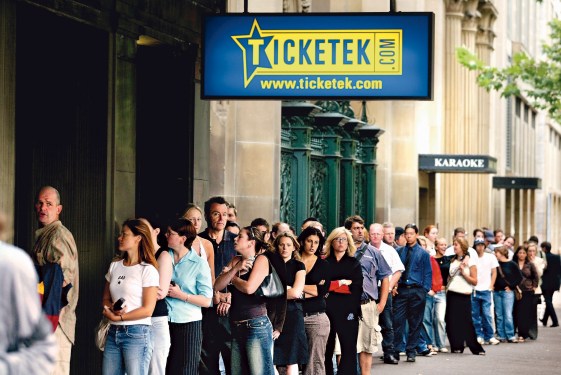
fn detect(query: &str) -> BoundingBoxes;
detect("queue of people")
[4,186,561,375]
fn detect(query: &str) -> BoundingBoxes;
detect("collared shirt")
[34,220,79,343]
[199,229,237,277]
[377,242,405,275]
[166,249,213,323]
[397,243,432,292]
[355,242,392,301]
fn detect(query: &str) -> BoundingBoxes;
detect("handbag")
[255,257,284,298]
[446,263,473,295]
[94,317,111,351]
[514,285,523,301]
[497,265,522,301]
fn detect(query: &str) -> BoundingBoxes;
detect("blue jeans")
[149,316,170,375]
[471,290,494,340]
[433,291,447,349]
[231,315,274,375]
[421,293,436,347]
[494,290,515,340]
[103,324,153,375]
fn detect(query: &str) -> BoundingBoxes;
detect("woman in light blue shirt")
[165,218,213,375]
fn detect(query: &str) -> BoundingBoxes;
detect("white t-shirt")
[474,252,499,291]
[106,260,159,325]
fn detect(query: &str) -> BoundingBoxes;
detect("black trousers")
[167,320,203,375]
[325,309,359,375]
[542,289,559,326]
[514,291,535,339]
[445,291,484,354]
[199,308,232,375]
[392,286,425,357]
[379,292,394,356]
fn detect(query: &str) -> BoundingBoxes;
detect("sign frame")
[418,154,498,174]
[201,12,434,100]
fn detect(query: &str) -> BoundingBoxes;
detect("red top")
[430,256,443,293]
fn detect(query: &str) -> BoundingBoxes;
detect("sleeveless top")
[229,258,267,322]
[152,248,168,317]
[198,239,207,260]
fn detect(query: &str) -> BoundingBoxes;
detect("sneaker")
[439,347,449,353]
[507,338,518,343]
[399,352,406,356]
[487,337,500,345]
[477,337,484,344]
[418,349,434,357]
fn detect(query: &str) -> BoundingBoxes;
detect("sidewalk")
[371,292,561,374]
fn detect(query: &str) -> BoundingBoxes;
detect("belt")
[303,311,323,317]
[399,284,421,289]
[361,298,373,305]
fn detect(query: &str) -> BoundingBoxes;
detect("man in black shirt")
[199,197,237,375]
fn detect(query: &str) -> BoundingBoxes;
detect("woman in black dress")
[272,232,308,374]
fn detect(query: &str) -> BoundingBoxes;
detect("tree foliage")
[457,19,561,123]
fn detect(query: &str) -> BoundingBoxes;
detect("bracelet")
[185,294,190,303]
[120,315,124,321]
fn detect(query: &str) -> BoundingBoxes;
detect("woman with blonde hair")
[445,237,484,355]
[324,227,363,375]
[182,203,216,281]
[272,232,308,375]
[102,219,159,375]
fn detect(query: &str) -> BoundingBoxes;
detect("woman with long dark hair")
[214,226,281,375]
[513,246,539,342]
[493,246,523,343]
[298,226,330,375]
[139,217,173,375]
[165,218,213,375]
[272,232,308,375]
[102,219,159,375]
[444,237,485,355]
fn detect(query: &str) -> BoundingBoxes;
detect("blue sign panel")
[202,13,434,99]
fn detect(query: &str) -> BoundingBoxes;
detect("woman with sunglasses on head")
[182,203,216,282]
[324,227,363,375]
[297,226,330,375]
[272,232,308,375]
[102,219,159,375]
[214,226,283,375]
[165,218,213,375]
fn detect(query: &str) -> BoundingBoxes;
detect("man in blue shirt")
[345,216,391,374]
[392,224,432,363]
[199,197,237,375]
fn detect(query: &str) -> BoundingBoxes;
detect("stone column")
[476,1,498,227]
[0,0,16,240]
[441,0,467,240]
[110,29,138,227]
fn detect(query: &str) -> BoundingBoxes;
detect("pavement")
[369,293,561,375]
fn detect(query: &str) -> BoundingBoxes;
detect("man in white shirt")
[471,238,499,345]
[369,223,405,365]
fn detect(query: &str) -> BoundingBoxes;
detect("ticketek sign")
[202,13,434,99]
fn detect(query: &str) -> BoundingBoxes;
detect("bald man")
[34,186,79,375]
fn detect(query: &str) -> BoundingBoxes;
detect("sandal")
[517,337,525,343]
